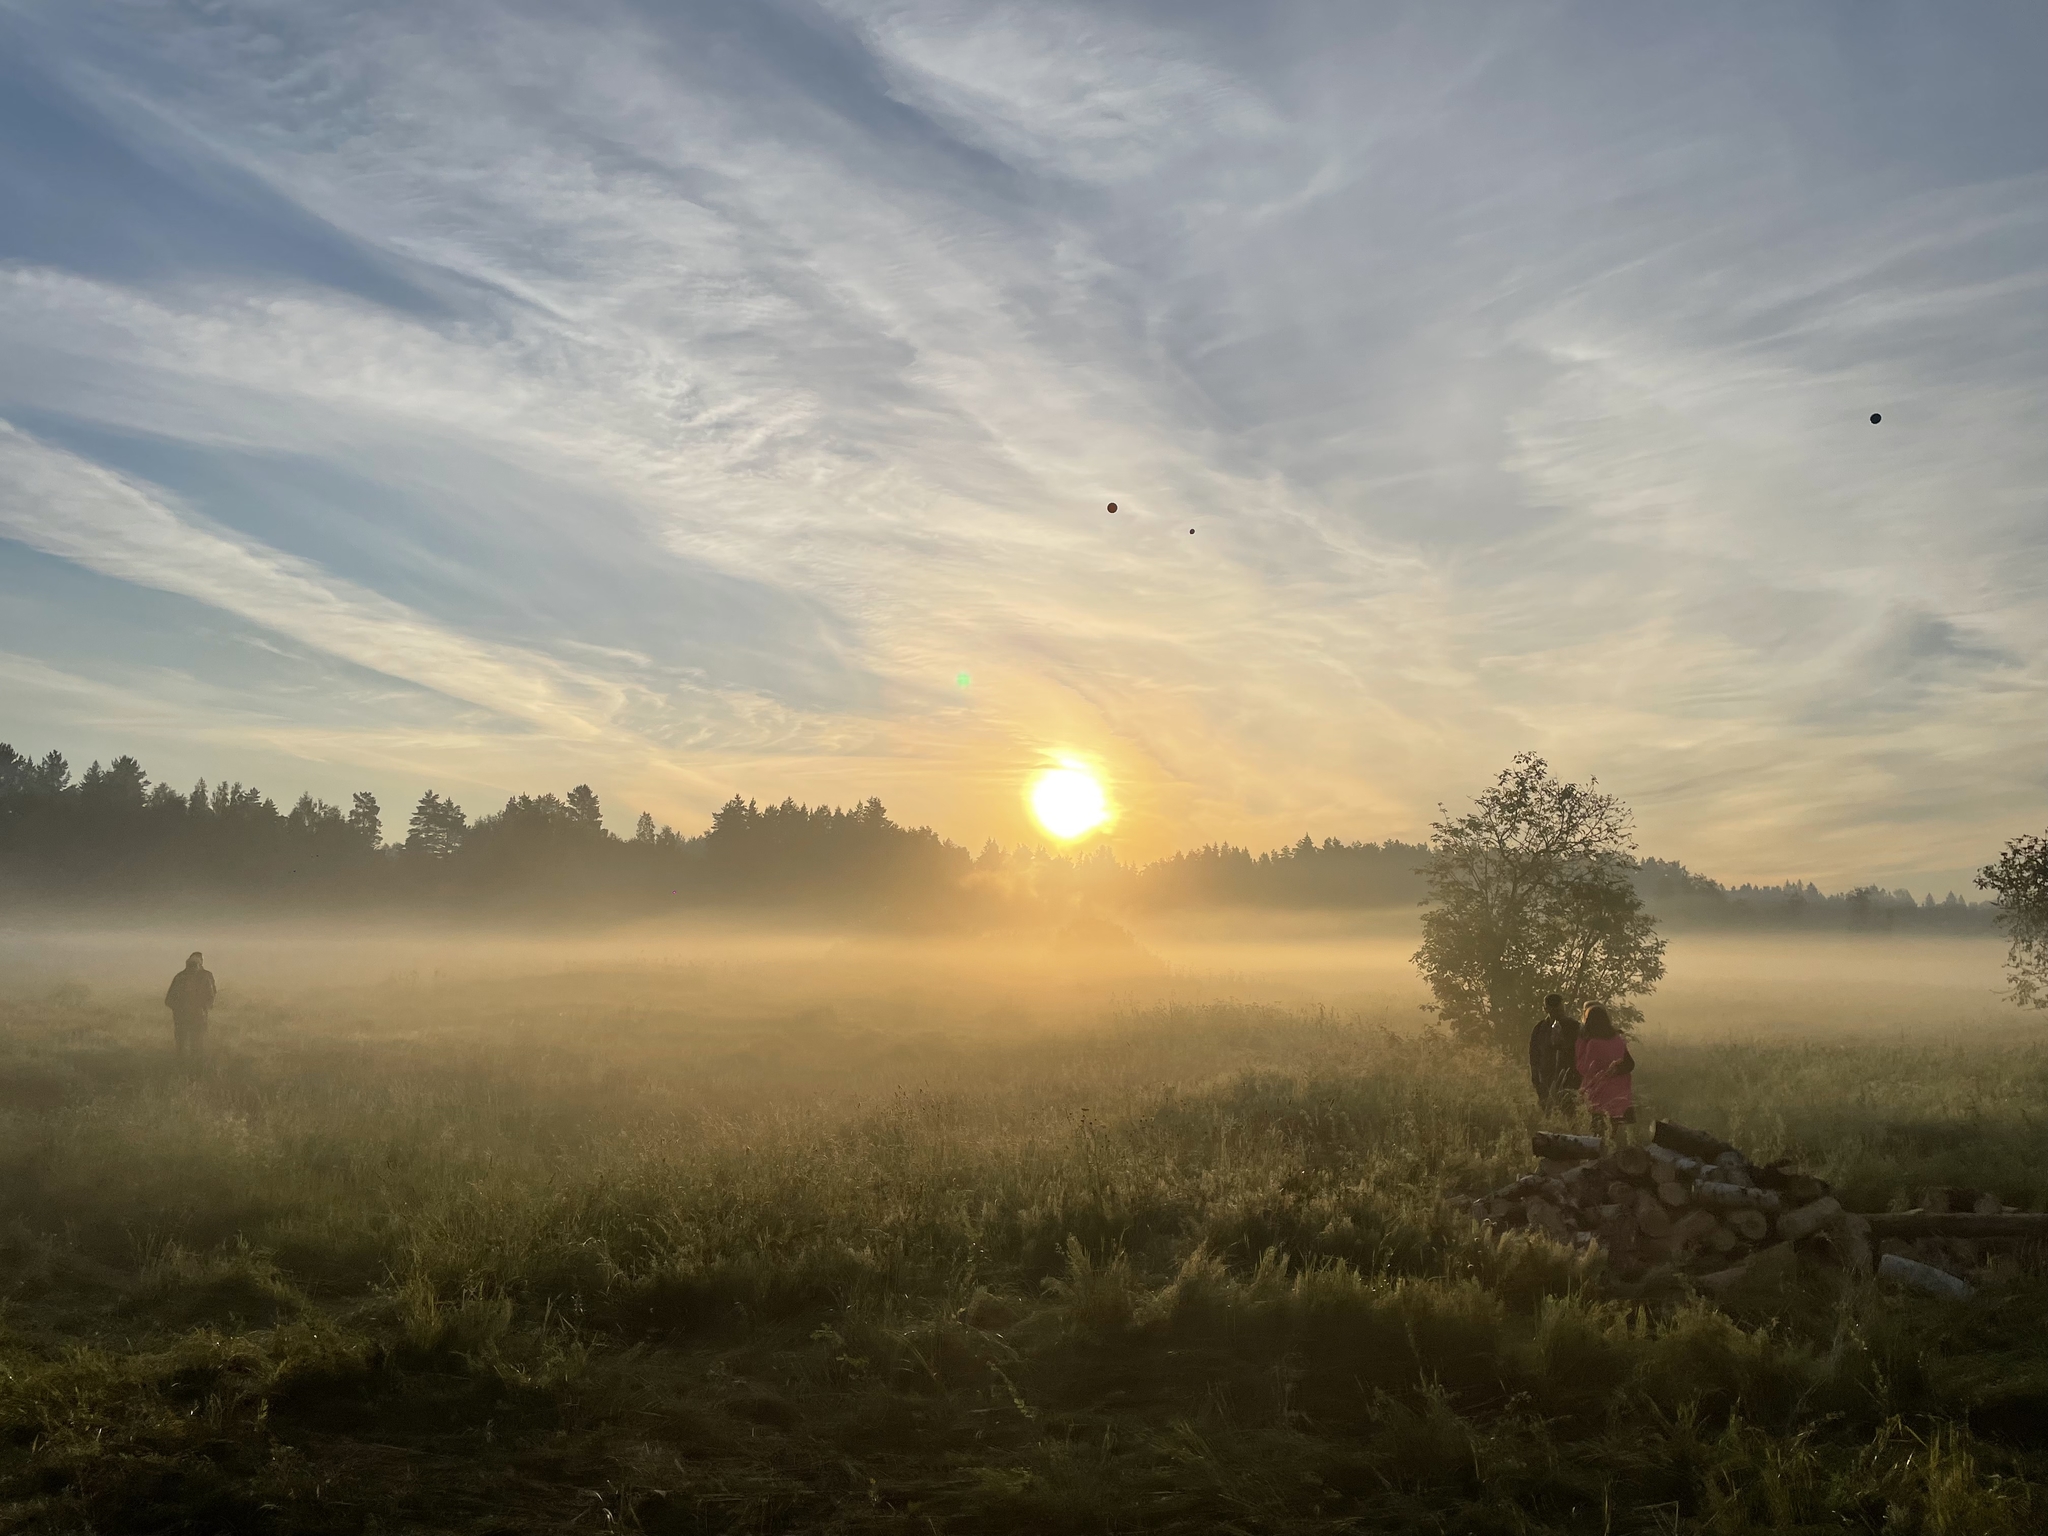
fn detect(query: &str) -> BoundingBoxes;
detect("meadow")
[0,921,2042,1534]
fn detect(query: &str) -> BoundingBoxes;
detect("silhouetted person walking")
[165,951,216,1059]
[1527,992,1580,1111]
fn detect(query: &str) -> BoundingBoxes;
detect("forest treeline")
[0,742,1999,930]
[1630,857,1991,933]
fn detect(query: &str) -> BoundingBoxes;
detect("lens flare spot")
[1030,766,1109,840]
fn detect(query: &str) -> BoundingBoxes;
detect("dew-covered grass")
[0,937,2041,1533]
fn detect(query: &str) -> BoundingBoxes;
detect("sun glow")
[1029,765,1111,840]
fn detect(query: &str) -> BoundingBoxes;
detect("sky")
[1,1,2043,892]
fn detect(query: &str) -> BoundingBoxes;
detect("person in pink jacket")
[1573,1003,1635,1125]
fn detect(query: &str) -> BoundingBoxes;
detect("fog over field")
[1,916,2042,1532]
[0,915,2016,1038]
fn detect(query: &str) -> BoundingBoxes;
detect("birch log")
[1647,1145,1705,1181]
[1691,1181,1782,1214]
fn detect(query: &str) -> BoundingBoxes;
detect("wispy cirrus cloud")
[0,421,855,769]
[0,0,2042,884]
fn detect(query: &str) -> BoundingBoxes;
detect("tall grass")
[0,962,2041,1533]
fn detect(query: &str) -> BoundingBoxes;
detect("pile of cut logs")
[1469,1119,2046,1297]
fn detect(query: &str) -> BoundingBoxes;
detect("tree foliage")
[0,741,968,918]
[348,791,382,845]
[1634,857,1991,932]
[0,734,2000,938]
[1413,753,1666,1052]
[1127,836,1428,909]
[1977,830,2048,1010]
[405,791,467,859]
[0,743,381,894]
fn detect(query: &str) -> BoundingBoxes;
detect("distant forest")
[0,742,2000,931]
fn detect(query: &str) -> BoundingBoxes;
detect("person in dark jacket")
[1527,993,1580,1110]
[165,951,216,1059]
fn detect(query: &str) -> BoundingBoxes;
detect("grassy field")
[0,925,2043,1533]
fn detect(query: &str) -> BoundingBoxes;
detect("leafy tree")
[566,784,602,829]
[1977,830,2048,1009]
[634,811,657,844]
[405,791,467,858]
[1413,753,1666,1053]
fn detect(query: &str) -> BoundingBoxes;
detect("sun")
[1030,765,1110,841]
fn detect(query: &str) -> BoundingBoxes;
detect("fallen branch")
[1651,1119,1737,1163]
[1860,1212,2048,1240]
[1877,1253,1971,1298]
[1530,1131,1604,1161]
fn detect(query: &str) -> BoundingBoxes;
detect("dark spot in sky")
[1106,502,1116,512]
[1870,413,1882,424]
[1189,528,1195,534]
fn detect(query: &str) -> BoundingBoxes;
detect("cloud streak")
[0,0,2042,885]
[0,421,633,736]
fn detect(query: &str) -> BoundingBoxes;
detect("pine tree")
[405,791,467,858]
[349,792,383,847]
